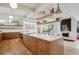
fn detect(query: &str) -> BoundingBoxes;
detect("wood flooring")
[64,40,79,55]
[0,38,32,55]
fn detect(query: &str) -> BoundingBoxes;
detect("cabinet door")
[50,39,64,55]
[0,33,2,41]
[36,39,43,54]
[41,40,50,54]
[28,37,37,54]
[23,36,36,54]
[36,39,50,55]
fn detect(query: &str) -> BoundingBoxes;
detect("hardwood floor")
[64,40,79,55]
[0,38,32,55]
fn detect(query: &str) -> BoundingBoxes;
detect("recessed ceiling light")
[9,3,17,9]
[9,15,13,19]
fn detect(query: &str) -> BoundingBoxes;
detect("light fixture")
[36,3,62,21]
[55,3,62,13]
[51,3,62,14]
[9,15,13,19]
[9,3,17,9]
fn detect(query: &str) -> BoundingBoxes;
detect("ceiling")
[20,3,41,10]
[0,3,42,20]
[0,3,79,21]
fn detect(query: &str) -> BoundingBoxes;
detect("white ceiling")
[0,3,79,21]
[0,3,41,20]
[20,3,42,9]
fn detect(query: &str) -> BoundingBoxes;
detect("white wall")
[53,21,62,39]
[61,17,77,40]
[70,17,77,40]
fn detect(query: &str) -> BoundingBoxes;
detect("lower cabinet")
[22,35,64,55]
[23,35,36,54]
[36,39,50,55]
[2,32,20,40]
[0,33,2,42]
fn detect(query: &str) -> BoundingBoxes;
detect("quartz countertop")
[0,29,23,33]
[22,33,62,41]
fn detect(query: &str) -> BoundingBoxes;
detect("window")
[0,20,7,23]
[42,23,53,33]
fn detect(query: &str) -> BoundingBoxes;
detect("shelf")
[37,20,61,25]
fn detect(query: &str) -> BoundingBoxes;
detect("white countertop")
[0,29,24,33]
[0,30,62,41]
[22,33,62,41]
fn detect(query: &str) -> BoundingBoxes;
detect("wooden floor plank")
[0,38,32,55]
[64,40,79,55]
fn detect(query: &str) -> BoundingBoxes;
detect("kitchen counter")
[0,30,62,42]
[0,29,23,33]
[21,32,62,41]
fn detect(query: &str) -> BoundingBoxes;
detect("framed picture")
[61,18,71,31]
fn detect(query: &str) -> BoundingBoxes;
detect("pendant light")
[55,3,62,13]
[51,3,62,14]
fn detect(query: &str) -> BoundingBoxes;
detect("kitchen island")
[21,33,64,55]
[0,32,2,42]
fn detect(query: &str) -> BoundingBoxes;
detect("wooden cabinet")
[50,39,64,55]
[22,35,64,55]
[2,32,20,40]
[0,33,2,42]
[36,39,50,55]
[23,35,51,55]
[23,35,36,54]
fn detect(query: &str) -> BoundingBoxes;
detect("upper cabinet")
[23,20,38,34]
